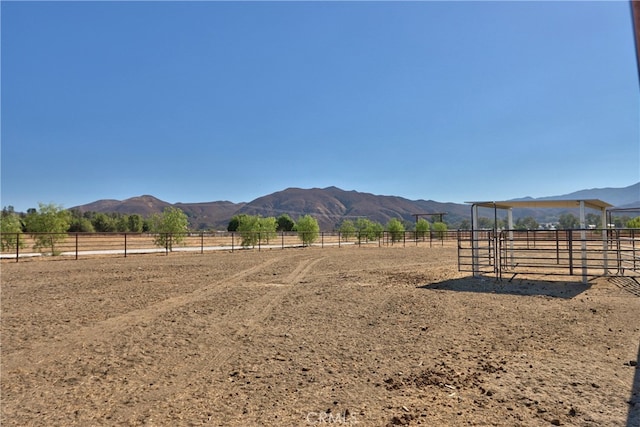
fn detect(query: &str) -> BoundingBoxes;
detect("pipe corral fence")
[0,230,460,261]
[457,228,640,281]
[457,199,640,282]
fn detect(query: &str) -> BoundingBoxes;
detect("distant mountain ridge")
[533,183,640,208]
[72,183,639,230]
[233,186,470,230]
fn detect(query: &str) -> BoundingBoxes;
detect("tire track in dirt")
[206,256,325,369]
[4,255,326,418]
[113,255,326,423]
[2,257,281,372]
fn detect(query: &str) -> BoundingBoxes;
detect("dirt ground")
[2,245,639,426]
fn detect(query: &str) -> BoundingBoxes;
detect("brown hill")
[174,201,246,230]
[72,187,469,230]
[74,195,245,230]
[237,187,468,230]
[71,184,638,231]
[75,195,173,217]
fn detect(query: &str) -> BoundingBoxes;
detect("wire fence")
[0,230,461,261]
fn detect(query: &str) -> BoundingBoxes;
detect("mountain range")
[72,183,640,230]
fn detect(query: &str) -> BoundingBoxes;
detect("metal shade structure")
[467,199,612,211]
[465,199,613,283]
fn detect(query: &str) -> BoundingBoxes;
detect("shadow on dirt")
[609,276,640,297]
[629,340,640,427]
[418,276,591,299]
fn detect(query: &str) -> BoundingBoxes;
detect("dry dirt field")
[2,245,639,426]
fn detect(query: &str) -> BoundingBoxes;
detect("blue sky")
[2,1,638,212]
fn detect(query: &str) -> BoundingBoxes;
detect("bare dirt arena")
[2,245,639,426]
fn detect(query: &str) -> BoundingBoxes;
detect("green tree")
[339,219,356,241]
[115,214,129,232]
[92,213,117,232]
[295,215,320,246]
[258,216,278,244]
[613,215,631,228]
[128,214,144,233]
[496,217,509,230]
[276,214,295,232]
[354,218,371,243]
[68,209,95,232]
[415,218,430,240]
[432,221,448,239]
[386,218,405,244]
[238,215,261,247]
[150,207,189,251]
[68,217,95,232]
[228,214,249,232]
[370,221,384,241]
[142,218,153,232]
[354,218,383,242]
[558,213,580,229]
[627,216,640,228]
[585,213,602,229]
[514,216,539,230]
[477,217,493,229]
[1,207,25,251]
[24,203,71,255]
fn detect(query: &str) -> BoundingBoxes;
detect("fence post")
[231,232,234,252]
[555,230,559,265]
[75,233,79,260]
[632,228,637,270]
[568,229,573,276]
[16,232,19,262]
[124,233,128,258]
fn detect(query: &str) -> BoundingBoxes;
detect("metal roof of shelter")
[465,199,613,211]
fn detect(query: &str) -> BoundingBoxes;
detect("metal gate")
[457,230,497,276]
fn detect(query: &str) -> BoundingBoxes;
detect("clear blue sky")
[2,1,638,212]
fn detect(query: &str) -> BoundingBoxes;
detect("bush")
[0,210,25,251]
[276,214,295,232]
[295,215,320,246]
[339,220,356,241]
[150,207,189,251]
[386,218,405,244]
[432,222,448,239]
[415,218,430,240]
[24,203,71,255]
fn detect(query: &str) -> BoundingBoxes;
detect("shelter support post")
[507,208,514,269]
[601,207,608,276]
[579,201,587,284]
[472,204,480,277]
